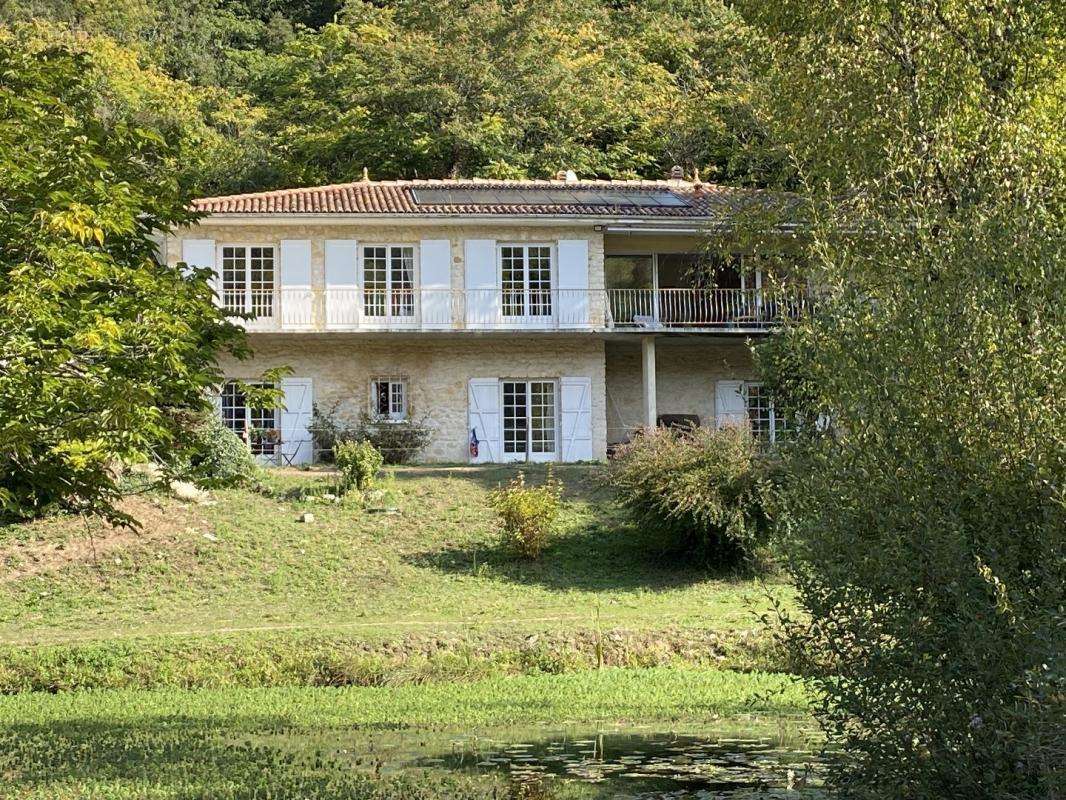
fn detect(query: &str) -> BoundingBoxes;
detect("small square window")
[371,378,407,421]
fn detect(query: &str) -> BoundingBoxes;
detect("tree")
[250,0,766,183]
[0,38,265,524]
[742,1,1065,797]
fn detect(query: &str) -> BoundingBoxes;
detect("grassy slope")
[0,465,786,645]
[0,668,812,799]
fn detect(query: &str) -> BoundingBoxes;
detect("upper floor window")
[501,245,552,318]
[744,382,789,443]
[221,380,278,456]
[363,245,414,318]
[221,246,275,317]
[371,377,407,421]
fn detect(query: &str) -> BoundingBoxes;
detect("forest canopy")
[0,0,779,196]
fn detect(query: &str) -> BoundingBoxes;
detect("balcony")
[605,288,809,330]
[223,287,807,333]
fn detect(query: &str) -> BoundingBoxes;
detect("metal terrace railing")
[221,288,807,333]
[604,287,809,330]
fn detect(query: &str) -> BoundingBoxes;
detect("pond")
[314,723,827,798]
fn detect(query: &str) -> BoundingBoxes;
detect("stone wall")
[166,221,605,295]
[604,338,756,444]
[220,334,607,462]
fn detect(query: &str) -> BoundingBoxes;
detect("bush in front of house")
[354,412,434,465]
[609,425,778,567]
[490,470,563,559]
[335,440,383,492]
[178,412,259,488]
[308,401,346,463]
[309,404,433,465]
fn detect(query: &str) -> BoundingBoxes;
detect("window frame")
[220,380,279,456]
[743,381,788,443]
[501,378,558,461]
[499,243,554,319]
[218,244,276,318]
[360,244,416,320]
[369,377,408,422]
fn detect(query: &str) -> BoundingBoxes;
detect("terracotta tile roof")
[191,178,769,219]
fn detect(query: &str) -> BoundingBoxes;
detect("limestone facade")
[219,334,607,462]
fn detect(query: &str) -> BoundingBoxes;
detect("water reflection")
[333,727,824,798]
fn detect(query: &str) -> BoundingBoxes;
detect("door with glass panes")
[501,245,552,322]
[502,380,557,462]
[221,246,275,319]
[362,245,415,322]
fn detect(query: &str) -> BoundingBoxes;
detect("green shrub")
[307,401,348,463]
[335,440,383,492]
[489,470,563,559]
[609,426,778,567]
[355,412,434,464]
[178,412,258,488]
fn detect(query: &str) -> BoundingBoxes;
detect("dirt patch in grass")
[0,495,210,581]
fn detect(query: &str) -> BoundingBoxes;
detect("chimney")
[669,165,685,180]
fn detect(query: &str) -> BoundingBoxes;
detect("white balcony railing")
[605,287,809,329]
[222,288,807,332]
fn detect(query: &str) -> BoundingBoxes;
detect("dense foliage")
[1,0,779,193]
[0,39,260,524]
[745,0,1066,797]
[175,412,260,488]
[609,426,778,567]
[335,440,383,492]
[489,470,563,559]
[353,412,433,465]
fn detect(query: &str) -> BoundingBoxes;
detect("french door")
[362,245,415,320]
[501,245,552,319]
[221,246,275,318]
[220,381,278,459]
[502,380,557,462]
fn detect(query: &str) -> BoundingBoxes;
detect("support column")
[641,335,657,429]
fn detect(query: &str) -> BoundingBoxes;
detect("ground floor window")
[503,380,556,456]
[221,381,278,455]
[371,378,407,420]
[744,382,788,443]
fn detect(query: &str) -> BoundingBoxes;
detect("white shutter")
[420,239,452,329]
[280,378,314,465]
[280,239,313,329]
[468,378,501,463]
[557,239,590,328]
[715,380,748,429]
[325,239,359,328]
[464,239,498,327]
[182,238,217,297]
[560,376,593,462]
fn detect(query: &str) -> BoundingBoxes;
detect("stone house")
[165,174,806,465]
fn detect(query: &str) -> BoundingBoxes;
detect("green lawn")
[0,667,809,730]
[0,465,786,645]
[0,467,810,798]
[0,668,813,800]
